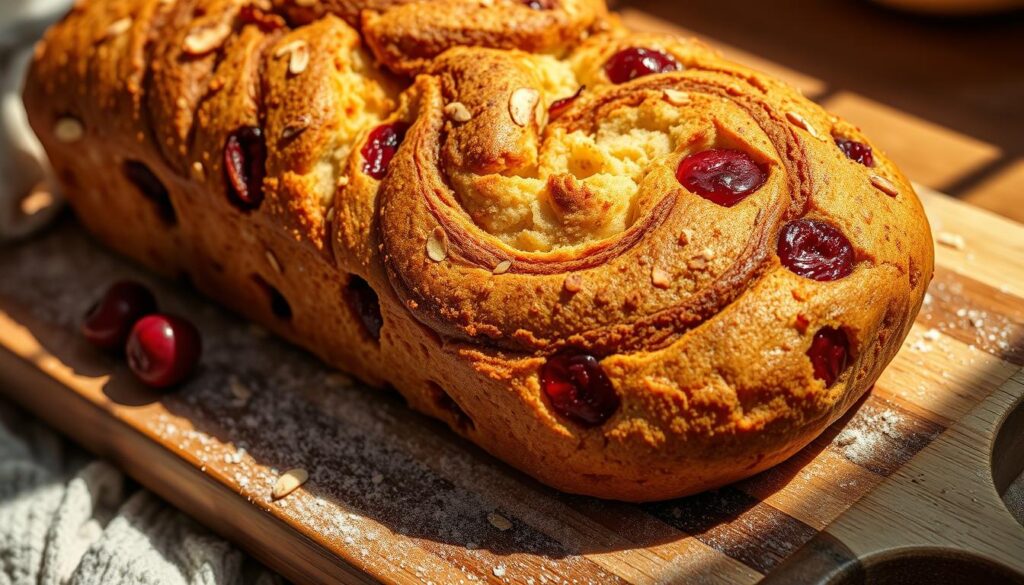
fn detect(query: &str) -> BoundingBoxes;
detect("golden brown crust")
[24,0,933,501]
[272,0,608,74]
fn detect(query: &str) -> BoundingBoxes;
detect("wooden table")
[2,7,1024,585]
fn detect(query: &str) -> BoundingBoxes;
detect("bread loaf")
[24,0,933,501]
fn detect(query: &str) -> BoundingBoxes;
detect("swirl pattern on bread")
[24,0,932,500]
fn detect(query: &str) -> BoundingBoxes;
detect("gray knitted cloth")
[0,398,281,585]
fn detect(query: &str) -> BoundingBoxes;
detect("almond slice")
[288,43,309,75]
[106,17,132,38]
[54,117,84,143]
[487,512,513,531]
[274,40,304,58]
[183,23,231,56]
[563,274,583,293]
[651,267,671,289]
[426,227,448,262]
[785,111,821,139]
[936,231,966,250]
[444,101,473,123]
[272,468,308,500]
[662,88,690,106]
[870,174,899,197]
[492,259,512,275]
[265,249,283,274]
[281,115,310,140]
[509,88,540,127]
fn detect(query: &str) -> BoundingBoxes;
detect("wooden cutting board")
[3,9,1024,580]
[1,182,1023,583]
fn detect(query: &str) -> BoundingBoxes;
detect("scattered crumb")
[487,512,513,531]
[936,232,966,250]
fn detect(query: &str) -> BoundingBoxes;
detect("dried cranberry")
[126,314,202,388]
[807,327,849,387]
[123,161,176,224]
[778,219,855,281]
[549,86,584,119]
[540,352,620,427]
[82,281,158,351]
[345,275,383,341]
[361,122,408,181]
[677,148,767,207]
[224,126,267,209]
[604,47,681,84]
[835,138,874,167]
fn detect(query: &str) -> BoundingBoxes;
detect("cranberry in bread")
[23,0,932,501]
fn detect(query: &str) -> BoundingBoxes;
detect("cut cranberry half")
[549,86,584,119]
[126,314,202,388]
[677,148,768,207]
[540,352,620,427]
[361,122,408,181]
[604,47,681,84]
[82,281,158,351]
[778,219,855,281]
[123,161,176,224]
[835,138,874,167]
[224,126,267,210]
[807,327,849,388]
[345,275,383,342]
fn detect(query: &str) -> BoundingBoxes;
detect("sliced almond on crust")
[785,111,821,139]
[106,17,132,38]
[444,101,473,123]
[492,260,512,275]
[272,468,308,500]
[54,117,84,143]
[563,274,583,293]
[651,267,671,289]
[288,42,309,75]
[509,88,540,127]
[870,174,899,197]
[426,227,448,262]
[183,23,231,56]
[662,89,690,106]
[265,249,283,274]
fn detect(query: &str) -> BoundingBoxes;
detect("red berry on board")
[126,314,202,389]
[82,281,158,351]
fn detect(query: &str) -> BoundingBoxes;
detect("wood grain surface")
[1,184,1022,584]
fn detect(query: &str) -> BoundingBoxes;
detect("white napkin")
[0,0,72,241]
